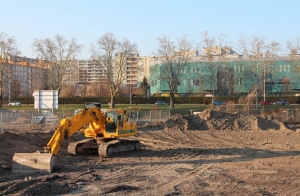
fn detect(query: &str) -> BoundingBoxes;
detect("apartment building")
[77,59,107,83]
[62,55,144,97]
[0,55,48,100]
[63,60,79,85]
[124,56,138,87]
[137,56,155,82]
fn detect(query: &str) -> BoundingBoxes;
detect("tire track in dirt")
[188,130,224,147]
[280,132,300,148]
[166,129,197,144]
[237,130,300,150]
[153,164,212,195]
[141,129,196,150]
[139,131,184,150]
[208,130,246,148]
[100,163,170,185]
[140,133,202,161]
[175,127,206,146]
[97,128,208,192]
[98,154,203,195]
[161,129,193,145]
[142,130,178,144]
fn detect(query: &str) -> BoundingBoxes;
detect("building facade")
[1,55,48,101]
[150,57,300,97]
[77,59,107,83]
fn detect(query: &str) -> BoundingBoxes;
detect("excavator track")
[68,138,98,155]
[98,139,140,157]
[68,138,140,157]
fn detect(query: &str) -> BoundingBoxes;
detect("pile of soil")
[1,109,300,195]
[163,109,284,132]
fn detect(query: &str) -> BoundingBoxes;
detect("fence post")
[18,112,20,130]
[159,110,161,121]
[0,112,2,132]
[10,113,13,130]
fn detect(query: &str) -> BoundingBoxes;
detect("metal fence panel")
[1,108,299,132]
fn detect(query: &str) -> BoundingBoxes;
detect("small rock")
[1,164,9,170]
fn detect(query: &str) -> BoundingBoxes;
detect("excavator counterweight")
[12,102,139,173]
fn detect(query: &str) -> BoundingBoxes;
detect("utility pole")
[129,63,132,105]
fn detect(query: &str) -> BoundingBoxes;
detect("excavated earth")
[1,109,300,195]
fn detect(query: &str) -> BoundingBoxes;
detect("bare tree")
[237,36,281,103]
[281,77,292,94]
[4,64,15,103]
[153,35,193,108]
[11,79,22,100]
[186,80,193,104]
[60,84,76,97]
[33,35,82,96]
[0,32,19,107]
[198,31,229,102]
[244,88,257,114]
[217,65,235,99]
[287,37,300,58]
[286,37,300,94]
[91,32,137,108]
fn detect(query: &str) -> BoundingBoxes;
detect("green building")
[150,58,300,98]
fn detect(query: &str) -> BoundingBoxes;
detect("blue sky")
[1,0,299,58]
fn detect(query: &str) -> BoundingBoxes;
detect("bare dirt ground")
[1,109,300,195]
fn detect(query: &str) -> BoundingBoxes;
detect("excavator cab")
[85,102,101,109]
[105,112,117,133]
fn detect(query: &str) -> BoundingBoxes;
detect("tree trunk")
[169,93,175,109]
[110,96,115,108]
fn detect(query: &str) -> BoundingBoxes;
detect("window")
[190,67,199,73]
[235,78,243,85]
[235,65,243,73]
[192,79,200,85]
[284,64,290,72]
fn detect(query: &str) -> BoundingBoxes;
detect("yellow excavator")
[12,102,139,173]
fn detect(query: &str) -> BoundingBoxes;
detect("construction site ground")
[1,109,300,195]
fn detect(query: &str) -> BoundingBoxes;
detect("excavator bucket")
[12,153,57,174]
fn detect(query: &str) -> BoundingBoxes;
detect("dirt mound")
[163,109,287,131]
[0,130,53,171]
[163,113,207,131]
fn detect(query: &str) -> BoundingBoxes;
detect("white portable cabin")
[33,90,58,113]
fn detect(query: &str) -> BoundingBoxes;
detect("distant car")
[154,101,168,105]
[273,100,289,105]
[260,101,273,105]
[213,101,226,106]
[8,101,21,106]
[74,109,81,115]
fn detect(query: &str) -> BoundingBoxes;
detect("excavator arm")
[44,107,105,156]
